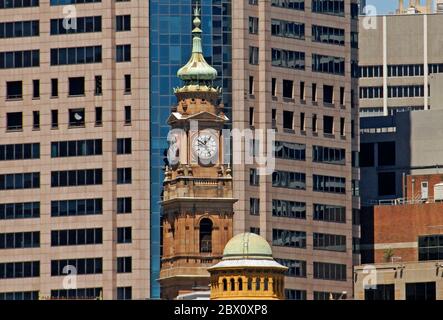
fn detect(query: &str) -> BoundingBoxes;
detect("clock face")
[192,132,218,161]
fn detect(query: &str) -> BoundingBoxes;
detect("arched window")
[230,278,235,291]
[222,278,228,291]
[264,278,269,291]
[255,277,260,291]
[199,218,213,253]
[247,278,253,290]
[238,278,243,291]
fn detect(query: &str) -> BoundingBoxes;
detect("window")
[313,233,346,252]
[271,0,305,11]
[313,262,347,281]
[117,257,132,273]
[313,146,345,165]
[116,15,131,32]
[275,259,306,278]
[51,228,102,246]
[271,19,305,39]
[0,20,39,38]
[124,75,131,94]
[117,287,132,300]
[50,16,101,35]
[0,143,40,161]
[272,49,305,70]
[418,235,443,261]
[51,110,59,129]
[51,169,102,187]
[272,170,306,190]
[314,291,347,300]
[250,227,260,235]
[68,77,85,96]
[323,116,334,135]
[32,79,39,98]
[364,284,395,300]
[272,78,277,96]
[249,76,254,95]
[378,172,396,196]
[360,143,374,167]
[199,219,212,253]
[378,142,396,166]
[51,199,102,217]
[274,141,306,161]
[51,78,58,97]
[282,80,293,99]
[117,197,132,214]
[51,258,102,276]
[249,107,254,127]
[0,261,39,279]
[0,231,40,249]
[312,83,317,102]
[0,172,39,190]
[313,204,346,223]
[117,138,131,155]
[50,288,102,300]
[6,112,22,131]
[117,168,132,184]
[124,106,132,124]
[340,118,345,136]
[312,0,345,16]
[116,44,131,62]
[340,87,345,105]
[285,289,307,300]
[272,229,306,248]
[323,85,333,104]
[0,291,39,300]
[250,198,260,216]
[51,139,102,158]
[6,81,22,99]
[249,46,259,65]
[272,109,277,128]
[249,17,259,34]
[249,168,259,186]
[283,111,294,130]
[68,108,85,127]
[0,50,39,69]
[406,282,436,301]
[0,202,40,220]
[300,112,305,131]
[95,75,102,95]
[117,227,132,244]
[272,199,306,219]
[312,54,345,75]
[33,111,40,130]
[313,175,346,194]
[299,82,305,100]
[50,46,102,65]
[312,25,345,45]
[312,114,318,132]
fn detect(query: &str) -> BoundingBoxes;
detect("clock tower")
[159,5,236,300]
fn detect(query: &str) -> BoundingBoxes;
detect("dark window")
[364,284,395,300]
[272,199,306,219]
[360,143,374,167]
[6,81,22,99]
[6,112,22,130]
[418,235,443,261]
[199,218,213,253]
[313,233,346,252]
[312,83,317,102]
[313,262,347,281]
[378,172,396,196]
[117,138,131,155]
[275,259,306,278]
[283,111,293,130]
[406,282,436,301]
[323,116,334,135]
[323,85,333,104]
[95,107,102,126]
[272,229,306,248]
[282,80,293,98]
[51,110,58,128]
[95,75,102,95]
[117,257,132,273]
[124,106,132,124]
[69,109,85,127]
[249,76,254,95]
[32,111,40,130]
[116,45,131,62]
[51,79,58,97]
[272,78,277,96]
[32,79,40,98]
[117,227,132,244]
[68,77,85,96]
[116,15,131,32]
[124,75,131,94]
[117,287,132,300]
[117,197,132,214]
[117,168,132,184]
[378,141,396,166]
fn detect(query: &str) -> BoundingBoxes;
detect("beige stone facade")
[0,1,150,299]
[231,1,360,299]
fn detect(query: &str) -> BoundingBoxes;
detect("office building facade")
[231,0,360,300]
[0,1,150,300]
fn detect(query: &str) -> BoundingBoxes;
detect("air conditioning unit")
[434,183,443,202]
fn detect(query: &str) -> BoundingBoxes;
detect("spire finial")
[193,1,202,35]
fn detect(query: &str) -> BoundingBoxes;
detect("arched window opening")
[255,277,261,291]
[264,278,269,291]
[199,218,213,253]
[230,278,235,291]
[222,278,228,291]
[238,278,243,291]
[247,278,253,290]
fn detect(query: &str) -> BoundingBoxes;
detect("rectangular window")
[51,228,102,246]
[274,141,306,161]
[313,175,346,194]
[250,198,260,216]
[51,169,102,187]
[51,199,102,217]
[0,50,39,69]
[272,78,277,96]
[313,262,347,281]
[272,48,305,70]
[312,83,317,102]
[312,146,346,165]
[51,110,59,128]
[0,202,40,220]
[117,197,132,214]
[50,288,102,300]
[124,106,132,124]
[50,16,101,35]
[365,284,395,300]
[313,233,346,252]
[323,85,334,104]
[312,114,318,132]
[117,138,132,155]
[116,44,131,62]
[312,25,345,45]
[68,77,85,96]
[51,258,102,276]
[248,17,259,34]
[117,287,132,300]
[6,81,22,99]
[283,80,293,99]
[68,108,85,127]
[323,116,334,135]
[51,139,102,158]
[300,113,305,131]
[0,231,40,249]
[283,111,294,130]
[272,199,306,219]
[271,19,305,39]
[116,15,131,32]
[124,75,131,94]
[418,235,443,261]
[249,76,254,95]
[117,257,132,273]
[33,111,40,130]
[51,79,58,97]
[312,54,345,75]
[300,82,305,100]
[0,261,39,279]
[32,79,40,98]
[50,46,101,65]
[117,227,132,244]
[340,118,345,136]
[313,204,346,223]
[272,170,306,190]
[272,229,306,248]
[271,0,305,11]
[117,168,132,184]
[312,0,345,16]
[249,168,259,186]
[275,259,306,278]
[95,75,102,95]
[6,112,22,131]
[95,107,102,126]
[406,282,436,301]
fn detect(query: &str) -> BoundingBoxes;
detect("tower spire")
[176,2,218,86]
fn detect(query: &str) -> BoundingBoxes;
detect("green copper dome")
[177,6,218,83]
[222,233,273,260]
